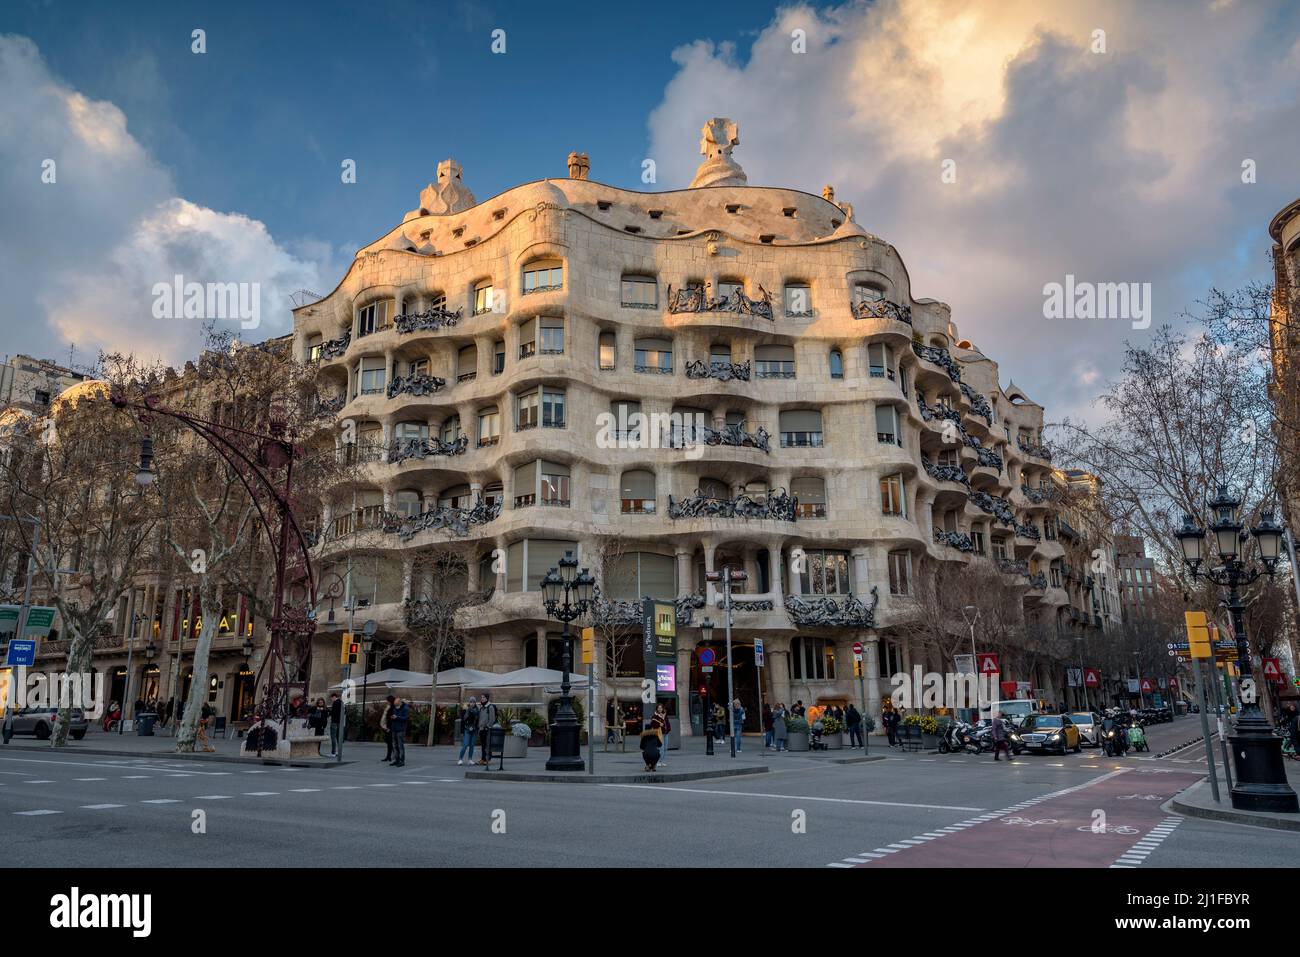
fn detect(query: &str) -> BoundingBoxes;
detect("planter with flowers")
[785,716,810,752]
[504,721,530,758]
[820,715,844,749]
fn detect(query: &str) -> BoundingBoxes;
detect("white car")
[987,700,1037,727]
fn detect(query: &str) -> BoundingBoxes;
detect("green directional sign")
[23,606,56,638]
[0,605,18,637]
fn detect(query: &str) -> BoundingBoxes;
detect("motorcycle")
[937,721,983,755]
[1127,723,1149,752]
[1100,721,1129,757]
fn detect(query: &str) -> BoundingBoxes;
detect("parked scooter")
[937,721,983,755]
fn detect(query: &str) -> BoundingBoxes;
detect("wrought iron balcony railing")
[684,359,751,382]
[665,423,771,454]
[933,528,976,552]
[668,487,797,521]
[922,455,970,487]
[1014,520,1042,541]
[314,394,346,417]
[1020,484,1052,504]
[1016,439,1053,461]
[387,373,447,399]
[666,284,774,320]
[784,587,878,628]
[318,333,350,361]
[970,490,1017,527]
[997,558,1029,576]
[395,304,463,333]
[387,433,468,463]
[959,383,993,425]
[591,591,706,627]
[1027,571,1048,589]
[911,342,962,383]
[852,298,912,324]
[382,496,501,541]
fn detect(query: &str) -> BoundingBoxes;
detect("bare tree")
[404,542,490,745]
[590,535,641,749]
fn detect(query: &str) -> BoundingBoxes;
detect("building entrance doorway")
[688,641,767,732]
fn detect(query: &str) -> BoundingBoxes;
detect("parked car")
[1017,713,1081,754]
[8,707,88,740]
[988,699,1038,727]
[1069,711,1102,747]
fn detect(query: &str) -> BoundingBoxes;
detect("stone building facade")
[290,119,1075,732]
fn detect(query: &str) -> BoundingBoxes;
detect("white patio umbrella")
[467,666,591,690]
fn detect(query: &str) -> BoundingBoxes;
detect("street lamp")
[1176,486,1296,812]
[134,436,155,487]
[706,566,747,757]
[539,551,593,771]
[700,616,715,756]
[962,605,981,719]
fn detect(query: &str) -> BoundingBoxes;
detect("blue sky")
[2,0,1298,421]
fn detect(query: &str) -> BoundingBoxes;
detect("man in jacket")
[389,696,410,767]
[328,691,343,757]
[845,703,863,749]
[476,693,498,766]
[381,695,395,762]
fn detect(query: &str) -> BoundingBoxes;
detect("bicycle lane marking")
[836,768,1203,868]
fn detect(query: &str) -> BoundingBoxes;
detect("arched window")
[522,259,563,294]
[779,409,823,448]
[829,348,844,379]
[457,345,477,382]
[791,476,826,518]
[620,470,656,514]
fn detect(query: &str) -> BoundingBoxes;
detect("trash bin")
[487,725,506,769]
[136,712,158,736]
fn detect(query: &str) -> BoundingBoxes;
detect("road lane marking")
[597,784,985,812]
[244,792,279,796]
[22,780,55,784]
[15,809,60,815]
[141,799,179,804]
[74,777,106,781]
[289,788,321,793]
[81,804,124,809]
[194,795,232,800]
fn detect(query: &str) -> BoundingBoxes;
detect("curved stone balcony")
[851,298,912,325]
[684,358,751,382]
[667,486,798,522]
[911,342,962,384]
[784,587,878,629]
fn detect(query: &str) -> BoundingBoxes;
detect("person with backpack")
[389,696,410,768]
[458,699,480,766]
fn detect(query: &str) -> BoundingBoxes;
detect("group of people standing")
[454,693,499,766]
[762,701,867,750]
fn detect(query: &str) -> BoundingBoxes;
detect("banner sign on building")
[1066,667,1082,688]
[0,605,18,637]
[23,607,56,639]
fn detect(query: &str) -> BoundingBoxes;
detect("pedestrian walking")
[476,693,498,766]
[197,703,217,752]
[380,695,395,762]
[458,699,480,765]
[731,698,746,752]
[845,703,863,749]
[713,702,726,742]
[991,714,1014,762]
[389,696,409,767]
[882,703,900,748]
[328,691,343,757]
[772,703,788,752]
[792,700,805,717]
[762,703,774,750]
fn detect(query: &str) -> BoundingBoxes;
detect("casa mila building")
[293,118,1070,735]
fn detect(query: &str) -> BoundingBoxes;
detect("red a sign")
[1139,677,1154,693]
[1262,658,1283,683]
[999,680,1018,698]
[1084,668,1101,688]
[1168,676,1179,691]
[976,653,1000,675]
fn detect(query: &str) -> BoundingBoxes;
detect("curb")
[1156,736,1207,759]
[464,765,769,784]
[0,742,349,769]
[1169,789,1300,833]
[829,754,887,765]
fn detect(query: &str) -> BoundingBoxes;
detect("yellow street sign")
[1184,611,1211,659]
[581,627,594,665]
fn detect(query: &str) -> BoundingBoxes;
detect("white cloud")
[0,34,328,367]
[646,0,1300,423]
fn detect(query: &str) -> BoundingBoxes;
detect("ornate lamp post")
[706,566,748,757]
[1176,487,1297,812]
[540,551,594,771]
[700,616,716,755]
[113,392,317,734]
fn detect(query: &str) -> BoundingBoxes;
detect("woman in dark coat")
[640,725,663,771]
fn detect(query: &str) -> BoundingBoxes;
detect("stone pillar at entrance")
[769,636,792,711]
[864,637,882,731]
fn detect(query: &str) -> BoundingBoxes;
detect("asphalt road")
[1,717,1293,868]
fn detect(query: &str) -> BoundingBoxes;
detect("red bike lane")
[847,768,1204,868]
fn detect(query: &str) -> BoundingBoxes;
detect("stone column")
[675,548,693,597]
[769,637,792,709]
[401,556,414,602]
[767,545,784,602]
[676,643,694,736]
[865,637,882,730]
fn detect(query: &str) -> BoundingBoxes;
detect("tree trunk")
[427,649,441,747]
[176,596,220,752]
[53,621,96,747]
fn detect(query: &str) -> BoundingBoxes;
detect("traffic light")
[853,659,863,678]
[340,632,359,665]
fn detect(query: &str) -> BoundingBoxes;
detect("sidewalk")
[1168,759,1300,832]
[2,726,886,780]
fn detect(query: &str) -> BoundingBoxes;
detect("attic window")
[647,209,663,220]
[624,225,642,234]
[782,207,797,218]
[452,226,465,238]
[676,230,692,236]
[759,234,775,244]
[492,208,507,220]
[419,231,431,241]
[830,219,842,228]
[597,200,613,211]
[464,238,478,248]
[725,204,741,214]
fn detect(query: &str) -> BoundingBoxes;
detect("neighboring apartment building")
[292,118,1073,731]
[1270,198,1300,558]
[0,354,90,416]
[1115,532,1159,620]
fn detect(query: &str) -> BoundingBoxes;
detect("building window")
[307,336,323,363]
[540,317,564,355]
[357,299,393,338]
[505,540,580,592]
[634,338,673,374]
[779,409,823,448]
[474,281,496,316]
[394,421,428,442]
[854,283,885,305]
[621,275,658,308]
[755,344,796,379]
[992,536,1007,561]
[457,345,477,382]
[868,342,895,380]
[541,463,570,506]
[439,484,472,510]
[611,400,642,442]
[519,319,537,359]
[880,473,905,516]
[477,407,500,447]
[799,550,850,594]
[516,390,539,430]
[717,279,744,301]
[358,357,386,396]
[829,349,844,379]
[493,340,505,375]
[620,469,656,514]
[791,476,827,518]
[971,530,985,555]
[792,637,837,680]
[598,331,616,371]
[875,404,900,446]
[604,551,675,601]
[440,416,461,445]
[888,550,911,596]
[937,448,959,467]
[522,259,563,294]
[784,283,812,317]
[1050,560,1063,589]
